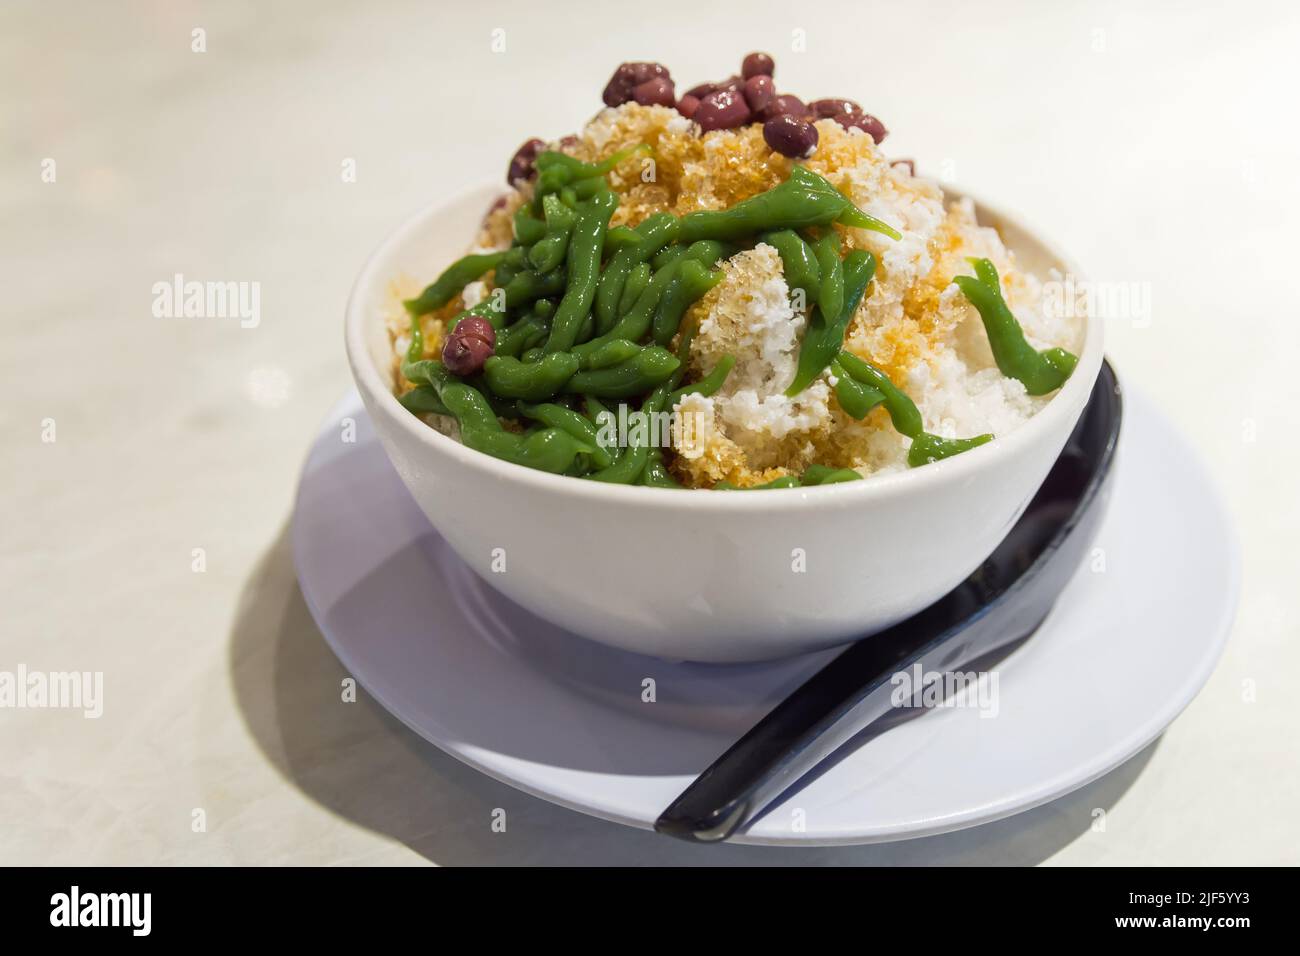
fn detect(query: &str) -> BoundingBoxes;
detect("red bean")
[809,98,861,119]
[741,52,775,79]
[602,70,634,107]
[442,316,496,376]
[743,74,775,113]
[630,62,669,84]
[832,111,888,143]
[676,94,701,119]
[603,62,670,107]
[634,75,676,107]
[507,138,545,184]
[763,115,819,158]
[693,89,752,132]
[761,93,807,121]
[455,315,496,344]
[685,81,717,99]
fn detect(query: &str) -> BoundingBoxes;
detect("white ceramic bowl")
[345,184,1103,662]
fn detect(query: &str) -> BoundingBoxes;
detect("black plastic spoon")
[655,360,1123,843]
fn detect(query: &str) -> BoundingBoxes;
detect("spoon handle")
[652,591,1040,842]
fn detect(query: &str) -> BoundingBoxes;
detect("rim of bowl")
[345,182,1104,513]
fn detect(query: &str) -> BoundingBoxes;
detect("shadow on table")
[230,523,1156,866]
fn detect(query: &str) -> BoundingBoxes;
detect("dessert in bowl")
[344,55,1102,661]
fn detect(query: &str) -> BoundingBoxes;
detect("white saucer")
[292,387,1238,845]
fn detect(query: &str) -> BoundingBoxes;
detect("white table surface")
[3,0,1296,865]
